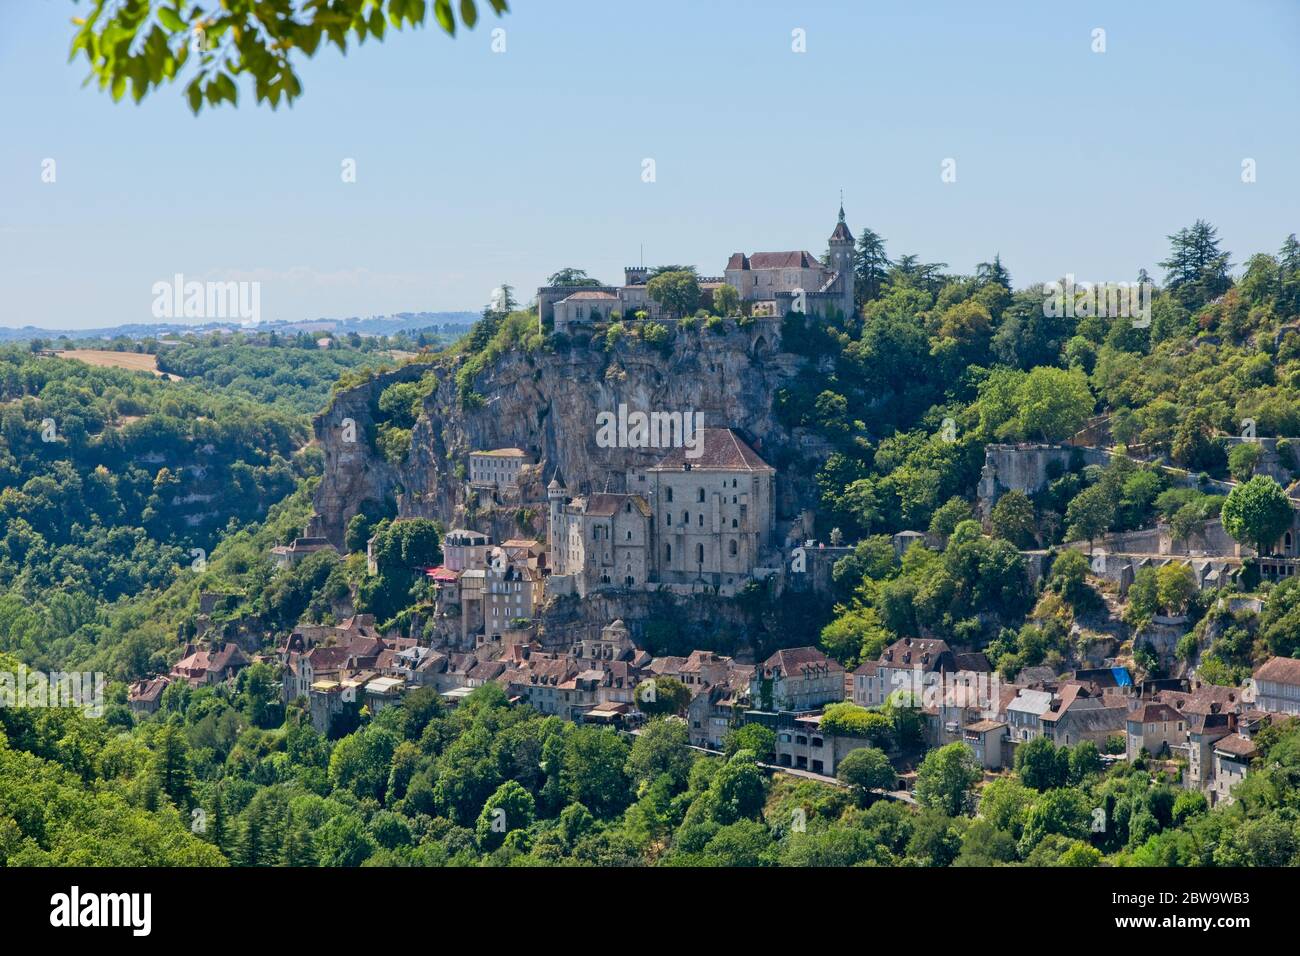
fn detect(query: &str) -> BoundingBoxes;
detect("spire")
[830,194,852,242]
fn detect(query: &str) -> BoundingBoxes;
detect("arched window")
[697,488,705,503]
[698,514,704,527]
[665,544,672,561]
[731,518,738,528]
[666,487,673,502]
[683,511,689,524]
[729,540,738,556]
[696,544,704,563]
[666,513,672,526]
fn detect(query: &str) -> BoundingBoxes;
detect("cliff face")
[308,321,829,549]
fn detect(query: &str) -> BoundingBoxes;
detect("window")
[698,514,704,526]
[731,518,738,528]
[666,513,672,526]
[665,544,672,561]
[696,544,704,563]
[729,540,738,556]
[666,487,673,502]
[697,488,705,502]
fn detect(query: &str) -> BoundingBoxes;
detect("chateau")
[538,204,856,335]
[547,428,777,597]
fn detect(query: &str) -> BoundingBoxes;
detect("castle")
[538,204,856,335]
[547,428,778,597]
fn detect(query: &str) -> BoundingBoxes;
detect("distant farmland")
[55,350,183,381]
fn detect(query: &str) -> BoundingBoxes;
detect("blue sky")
[1,0,1297,329]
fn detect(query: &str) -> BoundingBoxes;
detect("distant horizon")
[3,0,1297,328]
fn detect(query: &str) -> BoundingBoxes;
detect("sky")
[0,0,1297,329]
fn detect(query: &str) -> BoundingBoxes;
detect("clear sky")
[1,0,1297,329]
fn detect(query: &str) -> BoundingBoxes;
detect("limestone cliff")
[307,320,830,552]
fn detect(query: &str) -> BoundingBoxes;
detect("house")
[684,663,753,750]
[170,642,249,688]
[1007,689,1054,742]
[1185,711,1235,791]
[1211,734,1258,806]
[753,646,845,713]
[963,720,1009,770]
[772,713,892,779]
[1126,703,1186,759]
[468,448,533,491]
[851,660,884,708]
[1251,656,1300,715]
[127,676,171,715]
[484,560,543,636]
[1038,682,1127,748]
[270,536,336,569]
[441,529,491,571]
[877,637,956,706]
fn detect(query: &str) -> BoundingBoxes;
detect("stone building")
[484,561,543,636]
[468,448,532,490]
[635,428,777,593]
[539,204,855,335]
[547,487,653,597]
[1252,656,1300,715]
[752,646,845,713]
[725,204,854,321]
[442,529,490,571]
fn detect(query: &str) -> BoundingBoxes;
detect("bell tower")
[828,196,855,319]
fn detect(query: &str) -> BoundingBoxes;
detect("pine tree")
[855,227,892,305]
[1158,220,1232,310]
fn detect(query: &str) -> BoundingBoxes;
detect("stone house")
[1252,656,1300,716]
[752,646,845,713]
[963,720,1009,770]
[170,642,249,688]
[1126,703,1186,759]
[442,529,490,571]
[1211,734,1258,806]
[468,448,532,491]
[127,676,171,715]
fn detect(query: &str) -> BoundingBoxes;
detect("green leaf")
[434,0,455,34]
[157,7,185,32]
[459,0,477,28]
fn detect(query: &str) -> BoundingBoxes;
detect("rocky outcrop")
[308,321,830,550]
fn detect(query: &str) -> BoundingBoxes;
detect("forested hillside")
[5,223,1300,868]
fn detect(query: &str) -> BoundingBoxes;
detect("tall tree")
[975,253,1012,290]
[1221,475,1293,556]
[1158,220,1232,310]
[546,268,602,288]
[855,228,892,305]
